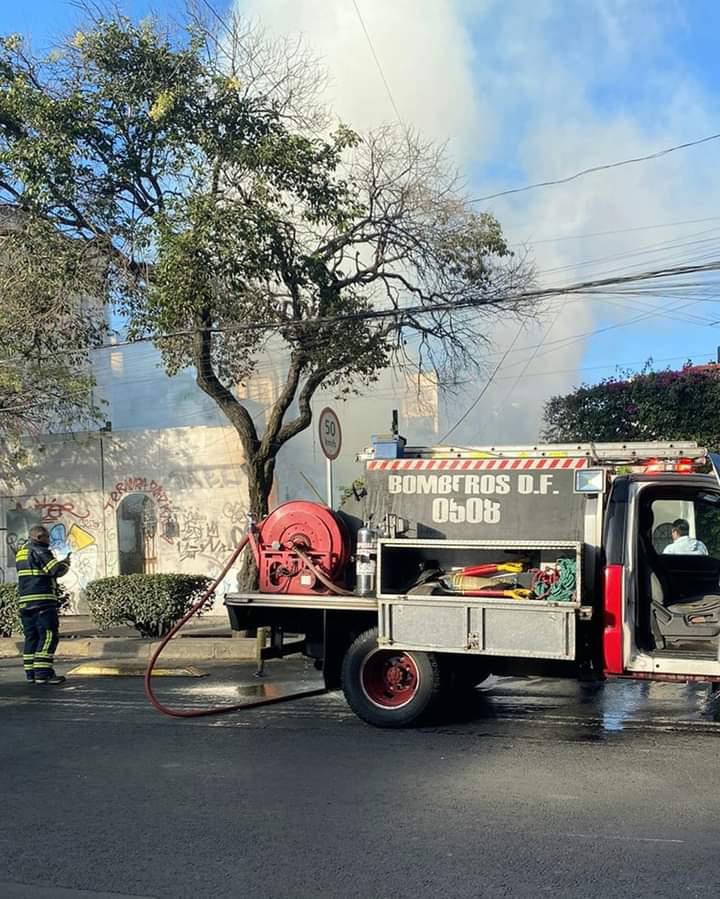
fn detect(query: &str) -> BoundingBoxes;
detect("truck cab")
[605,467,720,681]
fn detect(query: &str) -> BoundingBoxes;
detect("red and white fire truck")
[226,437,720,727]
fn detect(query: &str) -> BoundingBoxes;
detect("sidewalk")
[0,614,257,662]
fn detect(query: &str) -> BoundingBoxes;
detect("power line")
[127,257,720,338]
[470,131,720,204]
[512,215,720,248]
[494,302,565,409]
[534,226,720,280]
[439,322,526,442]
[439,291,717,440]
[351,0,404,126]
[490,351,719,382]
[2,258,719,365]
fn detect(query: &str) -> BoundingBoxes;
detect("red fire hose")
[143,533,327,718]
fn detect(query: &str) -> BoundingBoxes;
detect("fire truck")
[226,437,720,727]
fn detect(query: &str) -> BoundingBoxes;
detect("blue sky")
[4,0,720,441]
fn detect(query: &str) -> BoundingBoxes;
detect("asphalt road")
[1,658,720,899]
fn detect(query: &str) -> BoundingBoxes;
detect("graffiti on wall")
[168,467,244,491]
[104,477,177,544]
[222,502,245,525]
[31,495,99,529]
[47,521,99,592]
[177,507,236,564]
[6,498,100,595]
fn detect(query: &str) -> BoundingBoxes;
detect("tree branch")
[274,367,329,449]
[192,309,259,455]
[257,350,305,461]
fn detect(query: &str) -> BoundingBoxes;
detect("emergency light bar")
[643,458,698,474]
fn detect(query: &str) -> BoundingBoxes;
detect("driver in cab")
[663,518,708,555]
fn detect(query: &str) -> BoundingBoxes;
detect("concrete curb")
[0,636,256,662]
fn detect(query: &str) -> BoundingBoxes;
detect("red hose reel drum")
[255,501,351,594]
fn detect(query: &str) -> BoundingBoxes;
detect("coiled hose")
[144,534,327,718]
[531,558,577,602]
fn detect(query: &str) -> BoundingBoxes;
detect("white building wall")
[0,426,250,615]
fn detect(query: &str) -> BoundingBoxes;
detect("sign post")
[318,407,342,508]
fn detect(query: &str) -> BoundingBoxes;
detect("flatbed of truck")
[225,592,379,612]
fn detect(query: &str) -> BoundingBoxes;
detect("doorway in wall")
[117,493,158,575]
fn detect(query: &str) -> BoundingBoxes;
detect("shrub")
[84,573,213,638]
[0,585,21,637]
[0,586,71,637]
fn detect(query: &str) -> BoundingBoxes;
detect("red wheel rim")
[360,649,420,709]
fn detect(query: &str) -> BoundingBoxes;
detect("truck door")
[623,477,720,679]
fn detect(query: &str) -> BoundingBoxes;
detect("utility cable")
[3,260,719,367]
[440,321,526,442]
[512,215,720,248]
[470,131,720,204]
[351,0,404,126]
[494,301,566,409]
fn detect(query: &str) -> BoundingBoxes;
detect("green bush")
[84,573,213,638]
[0,586,71,637]
[0,585,21,637]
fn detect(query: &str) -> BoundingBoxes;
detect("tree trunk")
[236,457,273,592]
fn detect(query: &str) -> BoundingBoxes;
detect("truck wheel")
[341,628,441,727]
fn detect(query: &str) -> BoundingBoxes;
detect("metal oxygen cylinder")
[355,523,377,596]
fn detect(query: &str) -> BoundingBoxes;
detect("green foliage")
[542,365,720,449]
[84,573,212,638]
[0,215,106,470]
[339,477,366,507]
[0,13,531,527]
[0,584,69,637]
[0,584,21,637]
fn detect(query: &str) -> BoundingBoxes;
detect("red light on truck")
[643,459,665,473]
[674,459,694,473]
[643,458,694,473]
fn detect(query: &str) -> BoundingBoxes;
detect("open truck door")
[624,464,720,681]
[708,452,720,489]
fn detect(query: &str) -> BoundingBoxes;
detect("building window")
[117,494,158,575]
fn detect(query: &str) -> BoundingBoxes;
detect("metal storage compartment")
[376,539,582,660]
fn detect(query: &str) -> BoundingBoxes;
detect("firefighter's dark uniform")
[15,540,70,682]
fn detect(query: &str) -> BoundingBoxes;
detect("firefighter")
[15,525,71,684]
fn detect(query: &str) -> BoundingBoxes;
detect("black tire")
[341,627,442,727]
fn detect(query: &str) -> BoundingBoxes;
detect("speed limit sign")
[318,407,342,460]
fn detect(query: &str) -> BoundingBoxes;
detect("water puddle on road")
[467,677,720,739]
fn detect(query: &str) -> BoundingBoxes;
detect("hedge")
[0,585,21,637]
[84,573,213,638]
[0,586,71,637]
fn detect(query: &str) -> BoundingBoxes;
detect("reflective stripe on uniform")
[18,594,57,606]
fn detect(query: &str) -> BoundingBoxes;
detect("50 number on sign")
[318,408,342,460]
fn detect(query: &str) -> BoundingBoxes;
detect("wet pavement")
[1,659,720,897]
